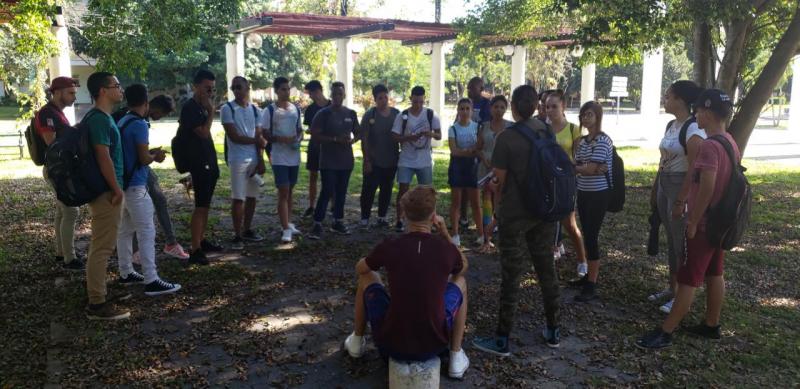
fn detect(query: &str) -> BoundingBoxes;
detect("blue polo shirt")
[117,113,150,187]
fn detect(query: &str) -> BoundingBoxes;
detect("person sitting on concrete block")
[343,185,470,379]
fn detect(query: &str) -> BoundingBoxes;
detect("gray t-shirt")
[261,103,303,167]
[362,107,400,168]
[312,106,359,170]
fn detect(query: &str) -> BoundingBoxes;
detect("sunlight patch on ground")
[247,307,324,333]
[759,297,799,308]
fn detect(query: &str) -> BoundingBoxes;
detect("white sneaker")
[553,249,561,260]
[558,243,566,255]
[648,288,673,302]
[281,229,293,243]
[475,236,485,246]
[288,223,301,235]
[344,332,365,358]
[576,262,588,277]
[660,298,674,314]
[448,349,470,379]
[451,234,461,247]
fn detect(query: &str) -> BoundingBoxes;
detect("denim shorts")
[397,166,433,185]
[272,165,299,187]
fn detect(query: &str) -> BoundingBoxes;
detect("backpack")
[223,102,261,165]
[44,109,111,206]
[605,139,625,213]
[264,102,301,158]
[664,116,697,155]
[511,121,576,222]
[401,108,434,135]
[170,133,191,174]
[25,111,47,166]
[117,113,144,190]
[705,135,752,250]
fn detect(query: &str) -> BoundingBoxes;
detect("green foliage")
[246,35,336,91]
[76,0,242,77]
[0,0,59,120]
[353,40,430,100]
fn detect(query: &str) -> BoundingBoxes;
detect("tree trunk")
[692,20,714,88]
[717,19,752,98]
[729,3,800,152]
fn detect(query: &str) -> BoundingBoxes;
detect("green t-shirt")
[86,109,123,188]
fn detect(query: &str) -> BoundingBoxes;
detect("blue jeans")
[397,166,433,185]
[314,169,352,222]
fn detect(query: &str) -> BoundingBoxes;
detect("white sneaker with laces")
[344,332,365,358]
[660,298,674,314]
[451,234,461,247]
[288,223,301,235]
[577,262,588,277]
[281,229,293,243]
[448,349,470,379]
[648,288,673,302]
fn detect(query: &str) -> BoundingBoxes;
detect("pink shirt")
[688,132,741,229]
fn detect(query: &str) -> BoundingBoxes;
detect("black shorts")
[190,164,219,208]
[448,156,478,188]
[305,141,321,171]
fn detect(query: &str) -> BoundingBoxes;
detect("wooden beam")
[401,33,458,46]
[229,16,273,34]
[313,23,394,41]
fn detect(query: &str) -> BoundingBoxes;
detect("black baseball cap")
[694,88,733,119]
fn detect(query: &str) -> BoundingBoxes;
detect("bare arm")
[192,103,215,139]
[355,257,372,275]
[575,162,607,175]
[686,169,716,238]
[42,131,56,146]
[136,143,156,166]
[223,123,261,145]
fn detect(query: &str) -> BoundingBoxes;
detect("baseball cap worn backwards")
[49,77,78,92]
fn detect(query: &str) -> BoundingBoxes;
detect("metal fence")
[0,129,24,159]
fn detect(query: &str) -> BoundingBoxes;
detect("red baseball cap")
[49,77,78,92]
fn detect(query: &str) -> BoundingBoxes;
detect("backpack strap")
[678,116,696,155]
[266,103,275,135]
[118,115,142,190]
[707,135,741,179]
[426,108,434,131]
[401,109,409,135]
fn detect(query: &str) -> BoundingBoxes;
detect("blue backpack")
[44,108,111,206]
[511,121,576,222]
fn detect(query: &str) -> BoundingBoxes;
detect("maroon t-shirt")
[34,102,70,137]
[365,232,463,357]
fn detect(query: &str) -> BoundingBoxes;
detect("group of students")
[36,69,740,375]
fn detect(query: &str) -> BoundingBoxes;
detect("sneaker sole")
[343,340,364,358]
[86,311,131,321]
[330,228,351,235]
[471,342,511,357]
[145,284,182,297]
[634,341,671,350]
[164,252,190,260]
[62,266,85,272]
[241,237,264,242]
[448,362,469,379]
[308,235,321,240]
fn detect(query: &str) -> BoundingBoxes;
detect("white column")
[789,55,800,135]
[48,21,75,124]
[510,45,527,91]
[225,33,245,101]
[430,42,445,143]
[336,38,354,108]
[580,63,596,104]
[641,48,664,119]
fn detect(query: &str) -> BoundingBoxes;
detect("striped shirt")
[575,133,613,191]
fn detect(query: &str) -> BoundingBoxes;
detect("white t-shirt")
[391,108,441,168]
[261,103,303,167]
[448,121,478,149]
[221,101,260,164]
[659,119,706,173]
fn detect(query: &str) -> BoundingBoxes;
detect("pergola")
[226,12,573,116]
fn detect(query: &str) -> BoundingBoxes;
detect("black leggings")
[360,166,396,220]
[577,190,610,261]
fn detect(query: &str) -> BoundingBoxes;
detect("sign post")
[609,76,629,124]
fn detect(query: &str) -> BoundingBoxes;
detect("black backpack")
[44,109,111,206]
[664,116,697,155]
[511,121,576,222]
[401,108,434,134]
[705,135,752,250]
[25,111,47,166]
[606,141,625,213]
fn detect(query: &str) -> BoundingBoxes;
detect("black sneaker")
[303,207,315,218]
[144,279,182,296]
[118,271,146,286]
[636,328,673,349]
[331,221,351,235]
[374,219,390,229]
[62,259,85,272]
[575,283,599,302]
[395,220,405,233]
[567,275,589,288]
[683,322,722,340]
[308,223,323,240]
[188,249,209,266]
[241,229,264,242]
[55,255,64,263]
[86,302,131,321]
[200,239,223,253]
[542,326,561,348]
[230,236,244,250]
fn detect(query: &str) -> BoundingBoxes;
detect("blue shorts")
[397,166,433,185]
[272,165,299,187]
[364,282,463,358]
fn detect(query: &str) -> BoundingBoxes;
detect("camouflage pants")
[497,218,560,336]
